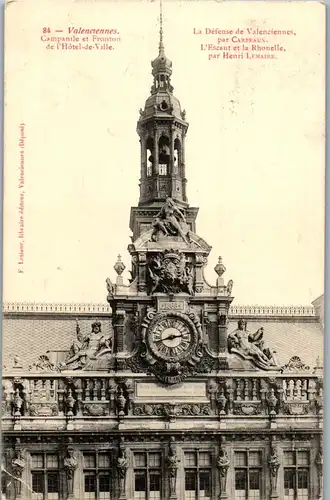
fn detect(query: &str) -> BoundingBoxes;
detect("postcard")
[2,1,324,500]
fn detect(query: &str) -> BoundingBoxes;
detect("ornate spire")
[159,0,164,55]
[151,0,172,86]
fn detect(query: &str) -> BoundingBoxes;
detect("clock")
[147,313,198,362]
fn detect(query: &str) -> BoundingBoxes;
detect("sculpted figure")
[228,319,277,368]
[217,446,230,496]
[117,444,129,499]
[151,197,190,243]
[64,320,112,369]
[106,277,115,298]
[64,448,78,497]
[167,437,179,498]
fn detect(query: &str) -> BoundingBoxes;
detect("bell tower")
[137,2,188,207]
[130,2,198,240]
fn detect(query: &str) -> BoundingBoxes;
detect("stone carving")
[62,320,112,369]
[106,277,116,299]
[150,197,190,243]
[29,403,58,417]
[268,444,280,497]
[117,440,129,500]
[226,279,233,296]
[228,320,278,370]
[283,403,309,416]
[147,249,194,295]
[217,438,230,499]
[133,403,211,417]
[11,446,26,497]
[28,354,58,372]
[315,442,323,500]
[83,404,109,416]
[140,307,203,384]
[281,356,310,373]
[64,444,78,498]
[116,387,127,418]
[167,437,179,498]
[234,402,262,415]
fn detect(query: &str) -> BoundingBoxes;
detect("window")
[31,454,60,500]
[134,451,161,500]
[159,164,167,175]
[146,164,152,177]
[184,451,212,500]
[234,451,262,500]
[284,450,309,500]
[83,452,112,500]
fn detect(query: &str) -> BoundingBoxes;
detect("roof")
[2,302,323,371]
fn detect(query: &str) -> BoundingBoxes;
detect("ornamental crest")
[140,307,203,384]
[147,250,194,295]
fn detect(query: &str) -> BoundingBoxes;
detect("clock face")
[148,316,195,361]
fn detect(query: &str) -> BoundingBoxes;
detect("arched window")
[158,135,170,176]
[174,138,181,175]
[146,137,154,177]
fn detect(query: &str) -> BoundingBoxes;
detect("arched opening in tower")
[158,135,170,175]
[174,138,181,175]
[146,137,154,177]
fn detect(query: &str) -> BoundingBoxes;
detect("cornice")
[2,302,316,318]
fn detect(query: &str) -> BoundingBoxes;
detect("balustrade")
[1,373,323,427]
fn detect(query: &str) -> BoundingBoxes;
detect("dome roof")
[151,51,172,77]
[143,91,183,121]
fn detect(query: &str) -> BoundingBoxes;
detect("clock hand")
[161,333,183,341]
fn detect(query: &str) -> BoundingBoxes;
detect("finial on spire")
[159,0,164,55]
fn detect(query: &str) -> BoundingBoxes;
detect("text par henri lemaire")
[194,27,297,60]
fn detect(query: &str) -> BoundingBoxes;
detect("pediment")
[131,229,212,254]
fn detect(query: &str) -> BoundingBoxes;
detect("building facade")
[1,19,324,500]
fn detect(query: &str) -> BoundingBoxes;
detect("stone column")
[137,252,147,293]
[217,438,230,499]
[114,309,126,353]
[316,442,323,500]
[64,444,78,499]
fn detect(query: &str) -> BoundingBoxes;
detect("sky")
[3,0,325,306]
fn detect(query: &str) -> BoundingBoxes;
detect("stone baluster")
[93,379,98,401]
[74,379,83,416]
[236,380,242,401]
[101,379,106,401]
[301,379,308,400]
[226,380,234,415]
[252,379,258,401]
[243,379,249,401]
[85,379,91,401]
[109,380,117,415]
[288,380,294,399]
